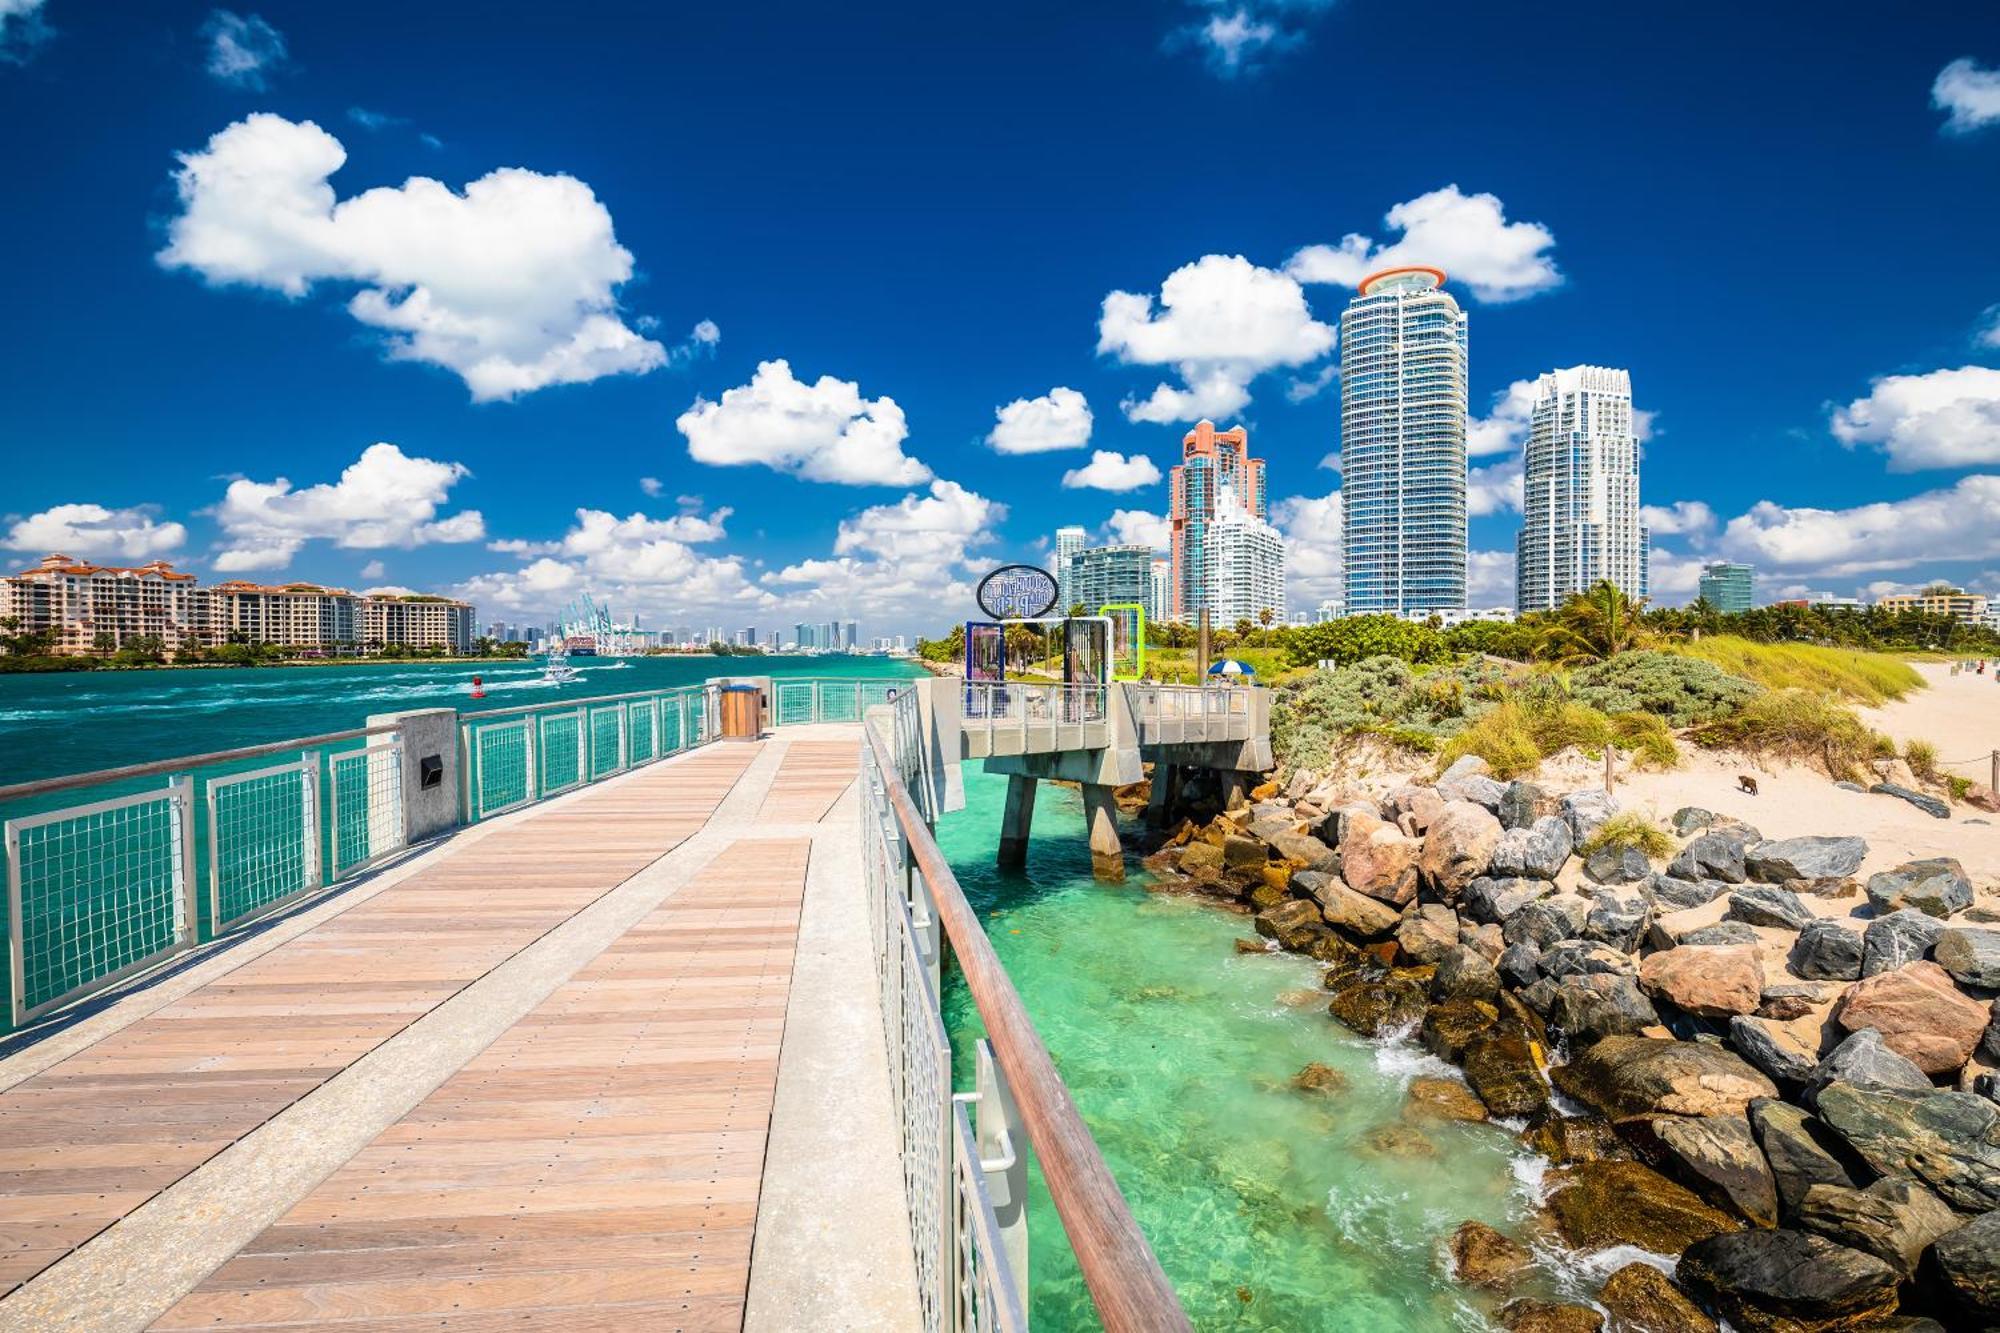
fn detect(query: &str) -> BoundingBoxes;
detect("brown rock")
[1962,781,2000,813]
[1497,1299,1603,1333]
[1300,873,1401,938]
[1250,779,1279,801]
[1463,1033,1551,1118]
[1834,959,1988,1074]
[1408,1076,1488,1122]
[1274,988,1322,1008]
[1544,1160,1741,1254]
[1448,1219,1530,1290]
[1223,834,1267,869]
[1396,902,1461,965]
[1597,1262,1717,1333]
[1638,944,1764,1018]
[1652,1114,1780,1226]
[1178,840,1223,872]
[1522,1114,1632,1164]
[1796,1179,1963,1279]
[1232,937,1273,954]
[1290,1061,1349,1094]
[1365,1123,1438,1157]
[1326,970,1428,1037]
[1419,801,1502,899]
[1550,1036,1777,1119]
[1339,812,1422,906]
[1253,898,1322,952]
[1421,998,1501,1063]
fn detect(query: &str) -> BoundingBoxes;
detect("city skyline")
[4,5,2000,635]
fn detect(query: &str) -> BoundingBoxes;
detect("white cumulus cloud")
[1640,500,1717,537]
[1830,365,2000,471]
[1168,0,1336,78]
[1718,474,2000,578]
[157,114,668,401]
[1467,550,1516,608]
[1105,509,1171,549]
[1286,186,1560,303]
[1934,57,2000,135]
[1098,254,1334,423]
[4,503,188,560]
[1467,377,1538,457]
[1061,450,1163,492]
[1468,454,1523,517]
[211,442,485,571]
[677,359,930,486]
[987,387,1093,453]
[1272,491,1341,604]
[833,480,1001,565]
[201,10,286,89]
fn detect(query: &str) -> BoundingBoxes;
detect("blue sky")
[4,1,2000,636]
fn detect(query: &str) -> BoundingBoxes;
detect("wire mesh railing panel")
[472,719,532,817]
[538,712,583,795]
[952,1105,1027,1333]
[661,695,686,753]
[209,759,318,931]
[775,681,817,726]
[588,706,624,781]
[6,780,192,1025]
[329,743,404,879]
[818,682,863,723]
[898,895,950,1333]
[627,700,656,765]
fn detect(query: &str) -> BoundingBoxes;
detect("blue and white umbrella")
[1207,658,1255,676]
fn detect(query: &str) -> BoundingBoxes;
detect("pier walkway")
[0,726,918,1332]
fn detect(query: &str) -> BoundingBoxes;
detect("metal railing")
[458,685,717,822]
[1125,682,1254,746]
[959,681,1112,756]
[775,677,911,726]
[1,727,403,1029]
[862,692,1189,1333]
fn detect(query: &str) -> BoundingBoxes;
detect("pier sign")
[975,564,1059,620]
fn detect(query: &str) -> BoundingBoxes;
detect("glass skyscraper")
[1340,267,1468,615]
[1516,366,1649,612]
[1698,562,1755,613]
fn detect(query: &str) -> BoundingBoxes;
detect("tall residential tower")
[1339,267,1469,615]
[1169,420,1269,620]
[1515,366,1649,612]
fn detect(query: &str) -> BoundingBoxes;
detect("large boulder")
[1669,827,1754,884]
[1463,1033,1550,1118]
[1582,887,1651,952]
[1788,918,1865,981]
[1864,857,1973,919]
[1447,1219,1530,1291]
[1653,1113,1780,1226]
[1560,789,1619,845]
[1750,1097,1858,1219]
[1728,1015,1819,1085]
[1597,1262,1716,1333]
[1834,960,1989,1074]
[1253,898,1323,951]
[1544,973,1659,1045]
[1463,876,1552,925]
[1756,981,1840,1021]
[1543,1159,1740,1253]
[1801,1028,1933,1109]
[1868,781,1950,820]
[1645,873,1730,911]
[1583,844,1652,885]
[1551,1035,1778,1119]
[1421,998,1500,1063]
[1419,802,1502,899]
[1640,944,1764,1018]
[1397,904,1460,966]
[1795,1178,1962,1279]
[1326,969,1428,1037]
[1297,871,1401,938]
[1677,921,1760,948]
[1861,907,1945,976]
[1671,806,1718,836]
[1724,884,1814,931]
[1503,894,1591,949]
[1338,813,1421,905]
[1934,926,2000,988]
[1498,941,1542,989]
[1438,769,1507,813]
[1538,939,1638,979]
[1431,945,1502,1003]
[1490,816,1574,881]
[1676,1230,1899,1333]
[1745,836,1868,883]
[1263,829,1340,873]
[1498,779,1559,831]
[1814,1082,2000,1213]
[1496,1300,1603,1333]
[1931,1209,2000,1323]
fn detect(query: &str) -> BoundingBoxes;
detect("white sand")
[1860,660,2000,784]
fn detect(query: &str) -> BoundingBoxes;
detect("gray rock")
[1746,836,1869,883]
[1264,829,1340,872]
[1750,1097,1857,1218]
[1582,888,1651,953]
[1802,1027,1933,1109]
[1864,857,1974,919]
[1490,816,1573,881]
[1438,772,1506,812]
[1729,1015,1820,1085]
[1461,876,1552,925]
[1796,1178,1962,1279]
[1868,781,1950,820]
[1546,973,1659,1045]
[1497,780,1556,831]
[1670,826,1754,884]
[1440,754,1492,783]
[1503,894,1591,949]
[1682,921,1761,947]
[1671,806,1716,836]
[1584,844,1651,885]
[1644,872,1729,911]
[1814,1082,2000,1213]
[1726,884,1814,930]
[1757,981,1841,1021]
[1933,926,2000,989]
[1789,919,1864,981]
[1298,872,1402,938]
[1835,780,1866,792]
[1985,998,2000,1065]
[1396,903,1461,965]
[1561,788,1619,845]
[1655,1113,1779,1226]
[1677,1229,1899,1331]
[1539,940,1638,979]
[1931,1208,2000,1322]
[1498,941,1542,989]
[1431,945,1502,1003]
[1862,908,1945,976]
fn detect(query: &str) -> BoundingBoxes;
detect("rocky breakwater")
[1141,756,2000,1331]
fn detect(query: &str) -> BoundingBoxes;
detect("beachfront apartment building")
[0,553,206,653]
[1054,526,1087,612]
[1169,421,1269,621]
[1202,482,1286,625]
[1340,266,1470,616]
[1875,587,1991,625]
[207,581,361,651]
[1066,543,1159,621]
[359,593,477,653]
[1697,562,1755,613]
[1516,366,1650,612]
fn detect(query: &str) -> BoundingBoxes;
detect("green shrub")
[1905,738,1939,782]
[1947,775,1974,802]
[1436,700,1543,778]
[1610,711,1680,769]
[1282,616,1450,669]
[1579,811,1675,860]
[1670,636,1921,705]
[1570,651,1763,725]
[1693,687,1887,780]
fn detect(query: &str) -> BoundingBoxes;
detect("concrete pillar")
[1081,783,1125,883]
[997,774,1036,869]
[368,708,460,843]
[1220,769,1249,812]
[1144,764,1180,829]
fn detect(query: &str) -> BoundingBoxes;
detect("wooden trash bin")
[719,684,763,740]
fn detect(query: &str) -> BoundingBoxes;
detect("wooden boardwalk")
[0,729,912,1332]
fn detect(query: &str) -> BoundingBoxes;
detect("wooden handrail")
[862,718,1190,1332]
[0,725,400,805]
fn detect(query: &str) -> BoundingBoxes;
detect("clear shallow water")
[936,768,1560,1332]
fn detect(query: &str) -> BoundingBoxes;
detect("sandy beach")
[1861,659,2000,784]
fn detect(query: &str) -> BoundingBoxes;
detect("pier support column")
[1081,783,1125,883]
[1144,764,1180,830]
[997,774,1036,870]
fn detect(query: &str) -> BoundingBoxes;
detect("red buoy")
[470,674,485,699]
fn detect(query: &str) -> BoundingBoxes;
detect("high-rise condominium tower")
[1340,267,1468,615]
[1515,366,1649,612]
[1169,420,1267,620]
[1054,525,1087,611]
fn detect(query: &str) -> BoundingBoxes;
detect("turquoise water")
[937,769,1571,1332]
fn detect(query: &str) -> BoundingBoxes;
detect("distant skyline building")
[1149,557,1171,626]
[1068,543,1158,620]
[1698,562,1755,613]
[1515,366,1649,612]
[1054,526,1087,612]
[1340,266,1469,615]
[1170,420,1268,621]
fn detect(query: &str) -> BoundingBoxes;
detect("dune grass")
[1579,811,1675,861]
[1669,635,1921,706]
[1434,696,1679,780]
[1692,686,1890,780]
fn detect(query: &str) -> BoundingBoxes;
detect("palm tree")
[1537,580,1648,664]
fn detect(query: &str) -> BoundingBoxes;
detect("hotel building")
[1875,587,1991,625]
[1169,421,1269,620]
[1340,267,1469,615]
[1515,366,1650,612]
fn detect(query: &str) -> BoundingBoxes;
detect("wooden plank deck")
[755,740,858,825]
[154,837,810,1331]
[0,744,760,1299]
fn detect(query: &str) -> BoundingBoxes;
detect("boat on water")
[539,649,581,685]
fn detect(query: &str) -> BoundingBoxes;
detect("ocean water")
[937,769,1572,1332]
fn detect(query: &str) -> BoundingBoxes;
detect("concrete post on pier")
[997,774,1036,870]
[1144,764,1180,830]
[1081,784,1125,882]
[369,708,460,844]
